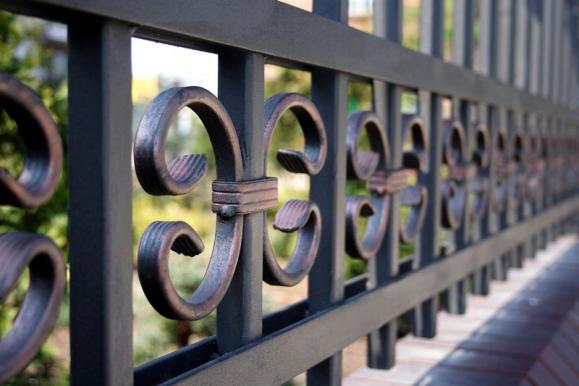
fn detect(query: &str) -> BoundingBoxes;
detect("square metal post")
[68,17,133,386]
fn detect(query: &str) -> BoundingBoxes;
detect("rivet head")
[219,205,236,218]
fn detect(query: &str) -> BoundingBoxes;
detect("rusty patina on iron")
[0,71,65,383]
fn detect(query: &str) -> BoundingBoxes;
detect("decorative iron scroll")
[135,89,327,318]
[0,71,64,383]
[135,86,247,321]
[262,93,326,286]
[399,114,428,244]
[131,84,575,377]
[549,136,564,198]
[563,134,578,194]
[526,133,545,205]
[441,119,469,230]
[510,130,526,210]
[468,124,490,221]
[345,111,407,259]
[493,128,509,214]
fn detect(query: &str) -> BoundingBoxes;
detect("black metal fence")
[1,0,578,385]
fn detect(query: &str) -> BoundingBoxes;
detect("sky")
[131,37,218,95]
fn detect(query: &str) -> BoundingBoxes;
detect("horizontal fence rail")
[0,0,578,385]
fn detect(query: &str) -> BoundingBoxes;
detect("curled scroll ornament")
[0,71,65,383]
[399,114,428,244]
[468,124,490,221]
[526,133,545,206]
[262,93,326,286]
[134,86,250,321]
[510,130,526,209]
[550,136,564,197]
[441,120,468,230]
[564,134,578,192]
[493,128,509,213]
[345,111,407,259]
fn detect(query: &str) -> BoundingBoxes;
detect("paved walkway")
[344,236,579,386]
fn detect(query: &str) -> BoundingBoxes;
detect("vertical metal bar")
[539,1,553,248]
[528,0,541,95]
[524,113,534,207]
[452,0,474,69]
[479,0,499,291]
[575,9,579,109]
[516,0,544,267]
[537,115,546,216]
[481,0,498,79]
[412,0,444,338]
[514,0,528,90]
[68,18,133,386]
[543,1,557,249]
[501,111,515,275]
[474,106,491,289]
[308,2,348,384]
[307,71,348,386]
[217,51,264,352]
[514,111,529,267]
[419,0,445,56]
[482,105,497,231]
[495,0,514,83]
[446,0,473,313]
[552,1,563,102]
[576,8,579,109]
[541,0,553,99]
[494,0,517,279]
[505,106,516,228]
[511,0,532,268]
[572,8,577,108]
[543,115,555,220]
[563,4,571,105]
[367,0,402,369]
[560,2,571,106]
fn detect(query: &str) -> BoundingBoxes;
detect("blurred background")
[0,0,479,384]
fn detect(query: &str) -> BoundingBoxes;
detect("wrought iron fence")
[0,0,578,385]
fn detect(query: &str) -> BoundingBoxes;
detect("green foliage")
[402,0,420,50]
[5,346,69,386]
